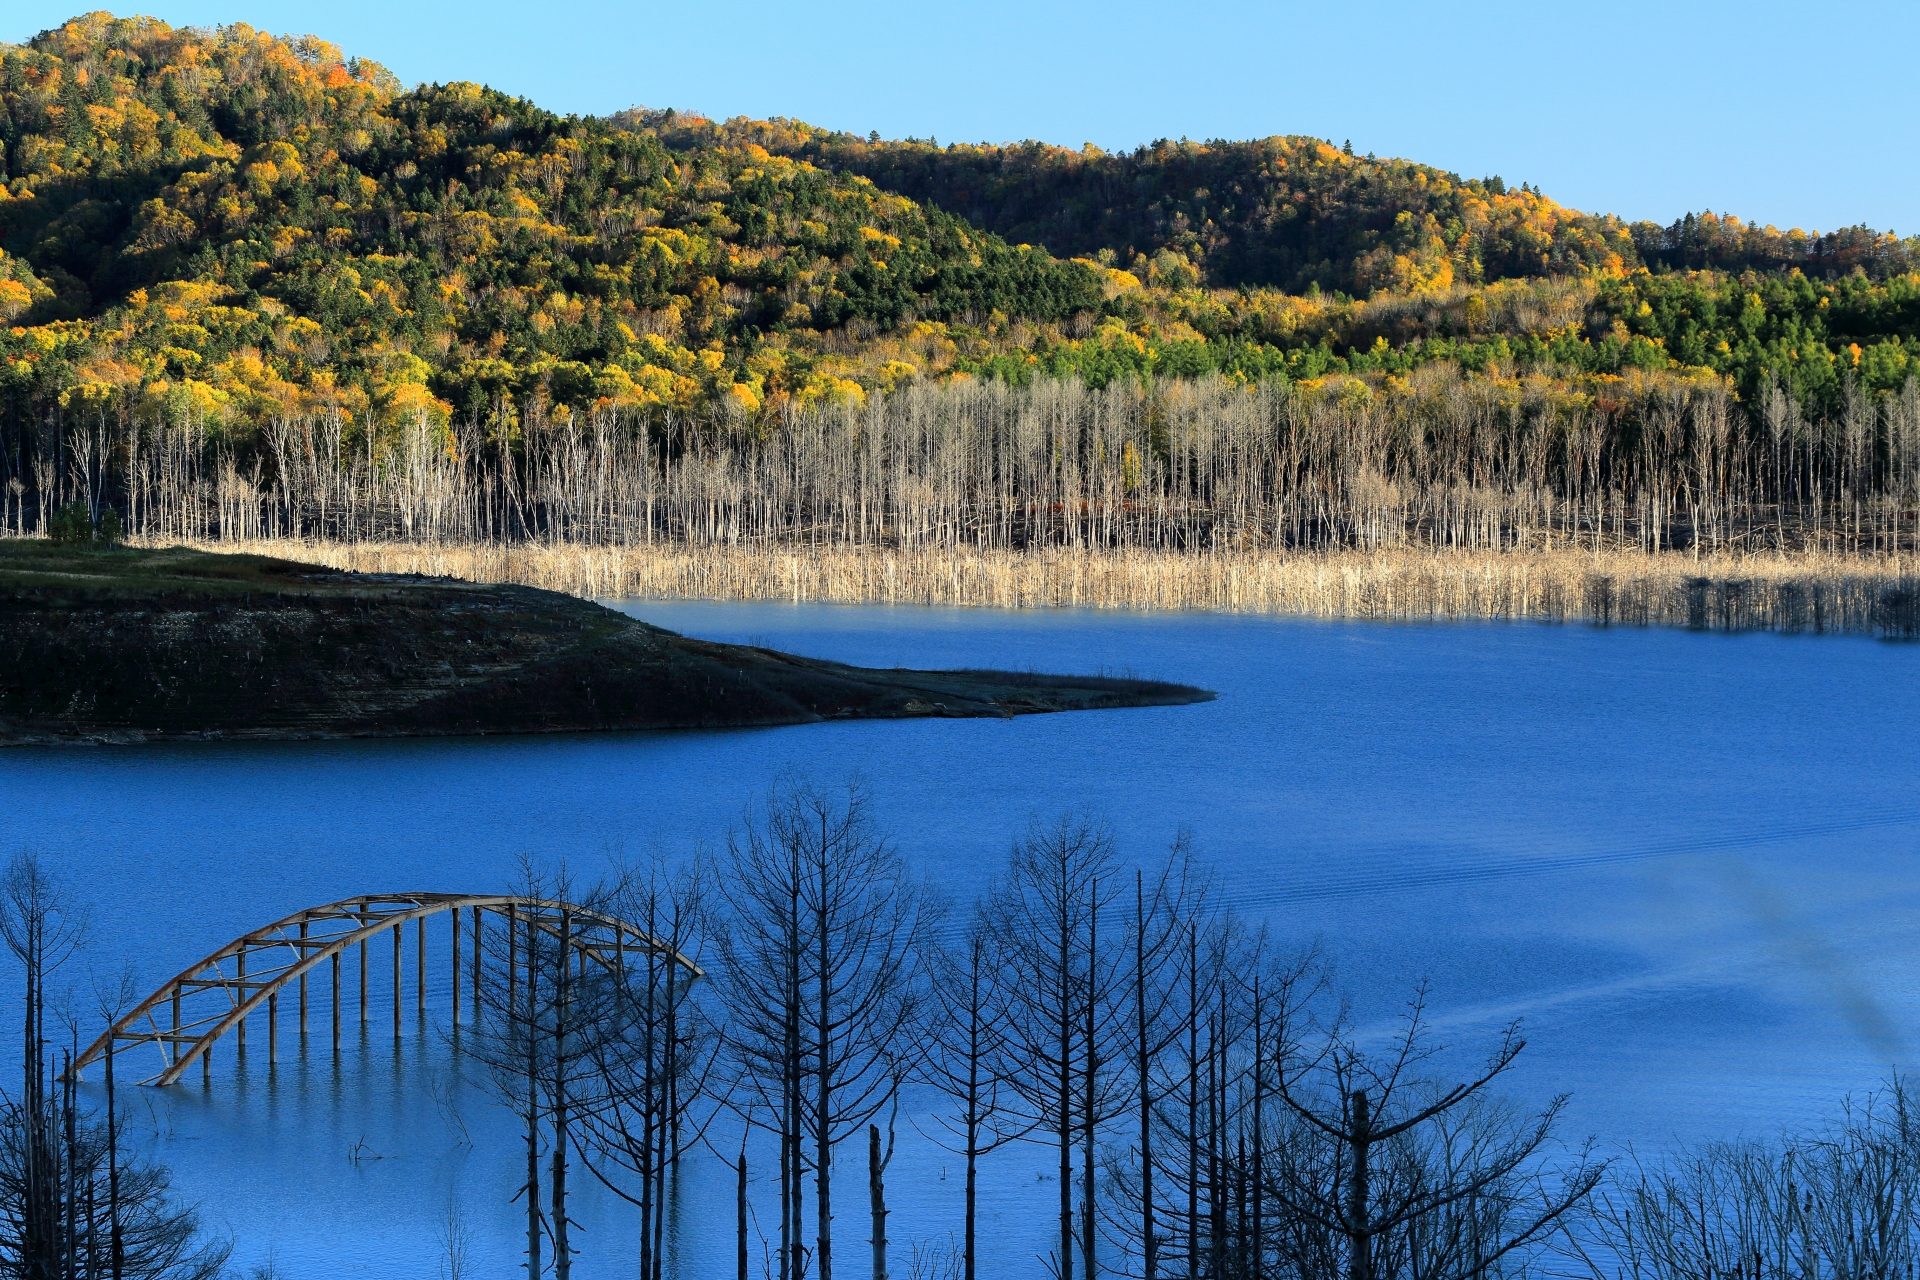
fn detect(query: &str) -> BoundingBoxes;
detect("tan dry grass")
[159,538,1920,636]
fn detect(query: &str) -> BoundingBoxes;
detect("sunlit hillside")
[1,9,1916,443]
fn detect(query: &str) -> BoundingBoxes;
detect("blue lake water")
[3,602,1919,1277]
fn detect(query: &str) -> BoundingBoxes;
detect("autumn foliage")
[0,8,1916,453]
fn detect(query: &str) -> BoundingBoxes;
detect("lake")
[3,601,1918,1277]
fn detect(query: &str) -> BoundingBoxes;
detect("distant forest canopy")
[642,113,1917,292]
[0,8,1916,460]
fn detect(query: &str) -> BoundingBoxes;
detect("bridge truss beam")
[68,892,699,1087]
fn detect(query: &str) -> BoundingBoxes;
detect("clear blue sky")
[10,0,1916,235]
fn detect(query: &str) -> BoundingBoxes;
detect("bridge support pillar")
[451,907,462,1026]
[237,949,247,1054]
[392,922,402,1042]
[299,920,309,1039]
[472,908,482,1019]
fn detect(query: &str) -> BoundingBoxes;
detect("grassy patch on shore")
[1,540,358,599]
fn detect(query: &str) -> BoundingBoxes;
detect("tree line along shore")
[17,370,1920,557]
[15,367,1917,638]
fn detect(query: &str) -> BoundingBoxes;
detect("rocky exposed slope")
[0,544,1210,744]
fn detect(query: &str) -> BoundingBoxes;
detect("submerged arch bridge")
[68,893,701,1087]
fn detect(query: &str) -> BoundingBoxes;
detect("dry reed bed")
[171,539,1920,636]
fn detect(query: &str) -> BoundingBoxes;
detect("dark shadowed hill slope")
[0,543,1211,744]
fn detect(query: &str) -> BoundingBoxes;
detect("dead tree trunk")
[737,1151,749,1280]
[868,1123,889,1280]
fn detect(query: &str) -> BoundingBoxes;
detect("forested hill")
[639,114,1919,295]
[0,12,1105,422]
[0,10,1916,443]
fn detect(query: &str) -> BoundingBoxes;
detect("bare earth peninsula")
[0,543,1211,745]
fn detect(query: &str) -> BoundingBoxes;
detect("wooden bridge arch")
[69,893,701,1088]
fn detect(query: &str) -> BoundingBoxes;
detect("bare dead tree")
[869,1085,903,1280]
[0,1111,229,1280]
[1567,1077,1920,1280]
[715,780,934,1280]
[0,856,226,1280]
[1269,986,1604,1280]
[469,860,619,1280]
[0,852,85,1280]
[1117,840,1210,1280]
[916,909,1032,1280]
[1100,881,1329,1280]
[983,814,1125,1280]
[577,855,721,1280]
[713,803,810,1280]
